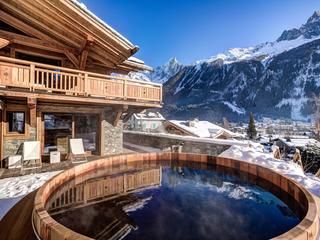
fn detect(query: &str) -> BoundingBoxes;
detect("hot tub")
[32,153,320,240]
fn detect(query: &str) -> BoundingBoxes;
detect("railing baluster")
[40,71,44,87]
[50,72,56,89]
[84,73,88,95]
[68,74,71,91]
[30,64,35,91]
[63,73,66,91]
[72,75,74,92]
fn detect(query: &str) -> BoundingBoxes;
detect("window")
[7,112,25,134]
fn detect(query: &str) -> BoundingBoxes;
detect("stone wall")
[3,126,37,157]
[103,112,123,155]
[124,131,230,156]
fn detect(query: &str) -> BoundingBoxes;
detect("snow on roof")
[128,56,145,64]
[133,112,165,121]
[72,0,135,47]
[168,120,238,138]
[280,138,320,148]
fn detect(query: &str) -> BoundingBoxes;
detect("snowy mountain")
[128,57,183,83]
[159,11,320,122]
[196,11,320,66]
[149,57,183,83]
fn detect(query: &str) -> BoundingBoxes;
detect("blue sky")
[81,0,320,67]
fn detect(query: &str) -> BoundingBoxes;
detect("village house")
[164,119,239,139]
[125,110,165,132]
[0,0,162,165]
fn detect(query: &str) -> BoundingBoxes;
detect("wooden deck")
[0,148,136,180]
[0,56,162,107]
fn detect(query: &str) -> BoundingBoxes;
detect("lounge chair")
[21,141,42,170]
[69,138,87,163]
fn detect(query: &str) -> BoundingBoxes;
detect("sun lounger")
[69,138,87,163]
[21,141,42,170]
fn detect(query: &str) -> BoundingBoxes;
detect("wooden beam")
[122,107,142,123]
[0,30,76,53]
[113,107,123,127]
[65,50,79,69]
[79,36,94,70]
[89,51,117,69]
[13,44,65,60]
[27,97,37,127]
[27,97,37,107]
[10,47,15,58]
[0,0,82,48]
[0,38,10,49]
[0,89,162,108]
[0,9,72,49]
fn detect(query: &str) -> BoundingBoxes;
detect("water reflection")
[48,161,303,240]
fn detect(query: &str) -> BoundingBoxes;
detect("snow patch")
[220,145,320,196]
[0,171,61,199]
[222,101,246,114]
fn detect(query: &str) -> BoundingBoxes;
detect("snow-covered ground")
[0,171,60,219]
[220,145,320,197]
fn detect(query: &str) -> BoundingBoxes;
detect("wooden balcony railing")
[0,56,162,105]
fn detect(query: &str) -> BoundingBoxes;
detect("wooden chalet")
[0,0,162,161]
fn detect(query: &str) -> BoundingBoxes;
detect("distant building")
[126,111,165,132]
[164,119,240,139]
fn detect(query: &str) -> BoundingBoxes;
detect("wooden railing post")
[30,64,35,91]
[84,73,88,96]
[123,79,127,100]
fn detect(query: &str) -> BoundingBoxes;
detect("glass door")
[75,114,99,155]
[44,113,72,154]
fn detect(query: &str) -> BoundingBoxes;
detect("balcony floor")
[0,87,162,108]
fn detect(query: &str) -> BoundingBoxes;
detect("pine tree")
[247,112,257,139]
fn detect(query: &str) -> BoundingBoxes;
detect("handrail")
[0,56,162,86]
[0,56,162,104]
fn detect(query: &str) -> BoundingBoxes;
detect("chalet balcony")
[0,56,162,108]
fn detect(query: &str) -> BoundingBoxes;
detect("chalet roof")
[72,0,135,47]
[167,120,238,138]
[0,0,151,72]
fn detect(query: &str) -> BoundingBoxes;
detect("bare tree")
[223,117,230,130]
[312,95,320,139]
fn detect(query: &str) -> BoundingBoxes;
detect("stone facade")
[2,103,125,158]
[103,112,123,155]
[124,131,230,156]
[3,126,37,157]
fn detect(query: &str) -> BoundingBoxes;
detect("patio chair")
[69,138,87,163]
[21,141,42,170]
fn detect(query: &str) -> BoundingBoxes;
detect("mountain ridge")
[151,10,320,122]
